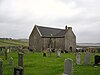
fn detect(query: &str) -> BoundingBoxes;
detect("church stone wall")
[55,38,65,50]
[29,27,42,51]
[65,27,76,52]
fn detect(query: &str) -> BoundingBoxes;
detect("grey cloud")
[0,0,100,43]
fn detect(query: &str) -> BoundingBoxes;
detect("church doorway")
[69,47,72,52]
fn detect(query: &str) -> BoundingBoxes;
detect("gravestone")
[57,48,61,57]
[84,51,90,64]
[18,52,24,67]
[47,48,51,57]
[7,49,10,53]
[22,48,29,54]
[63,58,73,75]
[9,47,11,52]
[76,52,81,65]
[9,57,13,65]
[94,55,100,65]
[0,50,4,56]
[14,66,23,75]
[0,58,3,75]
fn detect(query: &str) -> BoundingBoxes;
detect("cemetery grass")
[1,52,100,75]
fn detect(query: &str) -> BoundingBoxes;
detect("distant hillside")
[18,39,29,42]
[0,39,28,47]
[77,43,100,47]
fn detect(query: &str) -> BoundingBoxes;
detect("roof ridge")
[36,25,64,30]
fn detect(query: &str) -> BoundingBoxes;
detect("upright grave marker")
[58,48,61,57]
[9,57,13,65]
[18,52,24,67]
[76,52,81,65]
[14,66,23,75]
[84,51,90,64]
[0,49,4,56]
[47,48,51,57]
[14,52,24,75]
[63,58,73,75]
[94,55,100,65]
[56,48,61,57]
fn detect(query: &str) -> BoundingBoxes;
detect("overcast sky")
[0,0,100,43]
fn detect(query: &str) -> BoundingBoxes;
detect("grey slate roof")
[36,25,66,38]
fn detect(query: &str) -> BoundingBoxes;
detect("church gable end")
[29,25,42,51]
[65,27,76,52]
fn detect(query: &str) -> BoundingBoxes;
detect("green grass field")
[0,52,100,75]
[0,39,28,47]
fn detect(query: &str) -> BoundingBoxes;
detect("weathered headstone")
[63,58,73,75]
[94,55,100,65]
[22,48,29,54]
[84,51,90,64]
[14,66,23,75]
[76,52,81,65]
[47,48,51,57]
[0,50,4,56]
[0,58,3,75]
[57,48,61,57]
[57,51,61,57]
[9,57,13,65]
[18,52,24,67]
[0,48,3,56]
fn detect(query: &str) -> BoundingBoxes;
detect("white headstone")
[63,58,73,75]
[76,52,81,65]
[7,49,10,53]
[57,48,61,57]
[57,51,61,57]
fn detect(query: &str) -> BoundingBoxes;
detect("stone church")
[29,25,76,52]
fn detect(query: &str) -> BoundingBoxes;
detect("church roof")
[36,25,66,38]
